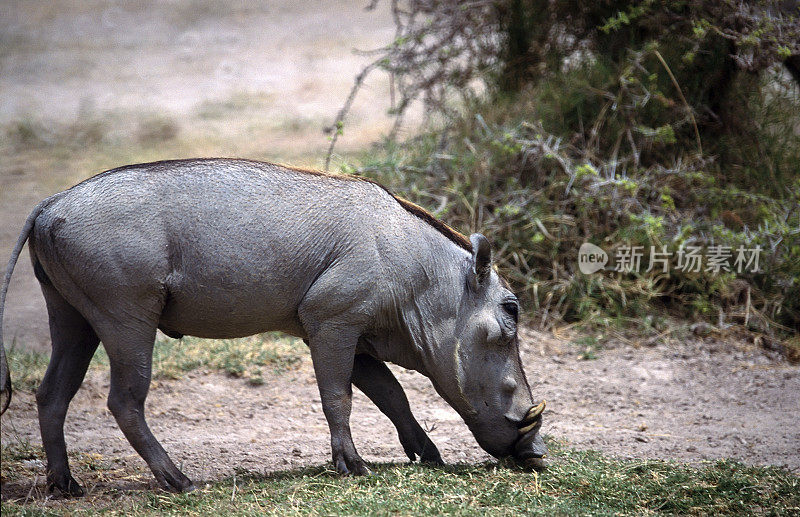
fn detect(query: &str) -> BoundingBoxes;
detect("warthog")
[0,159,546,495]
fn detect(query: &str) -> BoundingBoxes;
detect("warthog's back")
[30,159,454,340]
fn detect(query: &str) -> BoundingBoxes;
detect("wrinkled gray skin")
[0,159,546,495]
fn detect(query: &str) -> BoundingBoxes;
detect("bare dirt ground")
[2,329,798,497]
[1,0,798,499]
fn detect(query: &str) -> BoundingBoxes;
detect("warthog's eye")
[501,301,519,323]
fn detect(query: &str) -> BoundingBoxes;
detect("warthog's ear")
[469,233,492,288]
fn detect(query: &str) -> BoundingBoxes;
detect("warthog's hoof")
[401,433,443,465]
[419,448,445,466]
[154,469,196,493]
[47,474,85,497]
[334,456,373,476]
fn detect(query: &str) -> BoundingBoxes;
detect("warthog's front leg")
[306,327,371,475]
[351,354,442,464]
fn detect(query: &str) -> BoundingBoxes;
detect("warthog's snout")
[512,401,547,469]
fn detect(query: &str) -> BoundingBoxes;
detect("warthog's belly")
[157,276,308,340]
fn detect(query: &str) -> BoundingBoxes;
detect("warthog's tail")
[1,201,47,415]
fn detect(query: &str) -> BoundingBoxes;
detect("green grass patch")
[1,441,797,515]
[5,333,306,392]
[143,334,305,383]
[4,344,51,394]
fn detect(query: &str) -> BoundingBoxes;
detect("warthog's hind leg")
[351,354,443,464]
[97,321,195,492]
[37,283,100,497]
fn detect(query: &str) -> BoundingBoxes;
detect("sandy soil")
[1,330,797,497]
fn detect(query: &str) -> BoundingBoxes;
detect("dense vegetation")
[330,0,800,348]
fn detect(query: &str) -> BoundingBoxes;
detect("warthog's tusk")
[523,400,546,423]
[518,420,539,435]
[518,401,546,434]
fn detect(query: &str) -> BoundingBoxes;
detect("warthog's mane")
[280,164,473,252]
[76,158,474,252]
[391,194,473,252]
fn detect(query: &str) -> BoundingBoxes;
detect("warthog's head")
[423,233,547,467]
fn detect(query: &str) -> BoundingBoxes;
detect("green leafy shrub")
[334,1,800,341]
[350,85,799,334]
